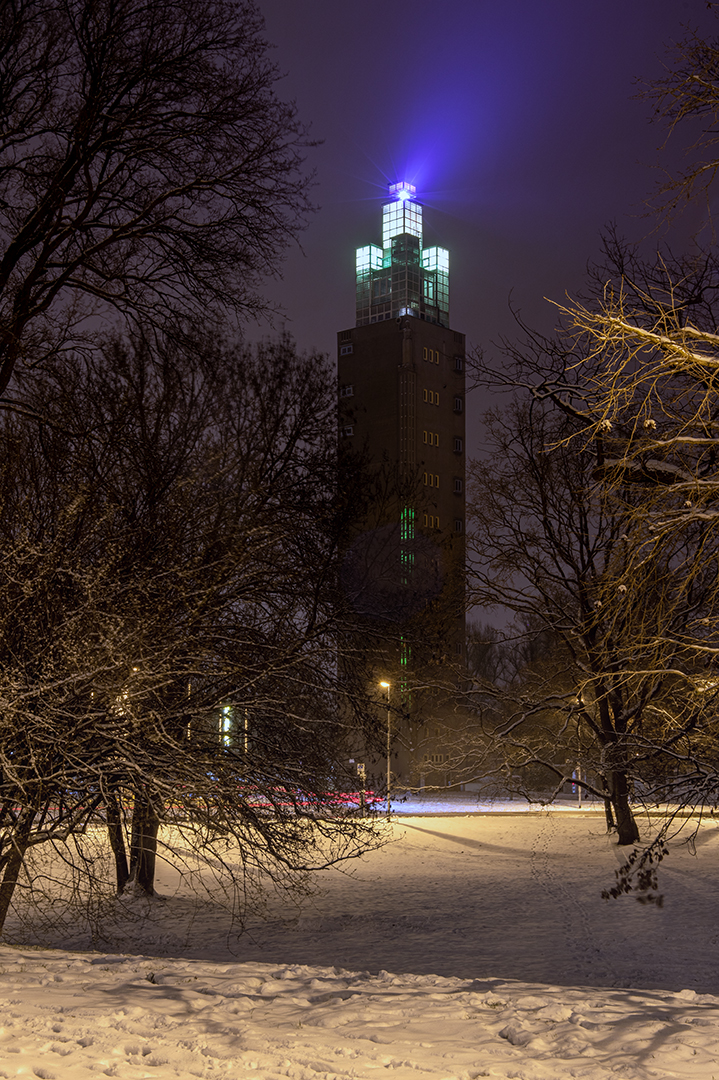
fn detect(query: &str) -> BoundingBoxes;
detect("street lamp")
[380,681,391,817]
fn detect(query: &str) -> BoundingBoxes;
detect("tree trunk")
[611,771,639,845]
[603,797,615,831]
[0,809,35,936]
[125,789,160,895]
[600,772,615,830]
[106,794,129,893]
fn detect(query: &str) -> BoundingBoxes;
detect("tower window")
[454,478,463,493]
[340,384,354,397]
[340,344,353,356]
[454,518,463,533]
[454,396,463,413]
[454,355,463,372]
[342,425,354,437]
[453,437,463,454]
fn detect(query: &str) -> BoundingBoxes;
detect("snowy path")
[1,813,718,1077]
[1,948,718,1079]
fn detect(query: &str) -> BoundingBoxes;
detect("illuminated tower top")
[355,182,449,328]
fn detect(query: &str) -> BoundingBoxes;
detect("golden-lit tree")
[466,328,719,845]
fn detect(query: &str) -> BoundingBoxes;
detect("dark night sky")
[252,0,717,451]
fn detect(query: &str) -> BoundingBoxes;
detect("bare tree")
[464,351,719,845]
[0,332,384,937]
[0,0,312,398]
[641,9,719,227]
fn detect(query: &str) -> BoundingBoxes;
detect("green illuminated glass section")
[400,505,415,542]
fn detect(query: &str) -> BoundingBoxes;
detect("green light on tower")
[400,505,415,586]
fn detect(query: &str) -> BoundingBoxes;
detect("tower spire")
[355,182,449,328]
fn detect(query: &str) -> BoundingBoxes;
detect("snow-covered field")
[2,810,719,1079]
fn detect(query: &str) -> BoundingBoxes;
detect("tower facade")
[338,182,466,791]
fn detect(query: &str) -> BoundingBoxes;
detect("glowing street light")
[380,681,391,817]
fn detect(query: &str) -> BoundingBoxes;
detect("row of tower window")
[423,389,463,412]
[361,273,444,301]
[423,514,464,533]
[422,349,464,373]
[339,424,464,454]
[338,343,464,374]
[341,383,462,413]
[424,473,464,493]
[424,431,465,453]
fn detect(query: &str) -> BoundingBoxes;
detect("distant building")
[338,182,466,792]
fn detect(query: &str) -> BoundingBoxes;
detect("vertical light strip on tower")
[399,505,415,587]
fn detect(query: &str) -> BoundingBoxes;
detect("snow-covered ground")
[2,810,719,1078]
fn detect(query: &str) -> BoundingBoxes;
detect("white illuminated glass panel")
[220,705,232,746]
[356,244,383,278]
[382,201,423,247]
[422,247,449,273]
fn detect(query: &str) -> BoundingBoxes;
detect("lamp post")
[380,681,391,817]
